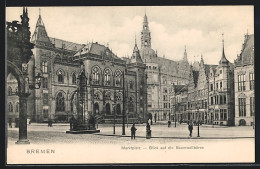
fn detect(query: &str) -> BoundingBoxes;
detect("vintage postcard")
[6,6,254,164]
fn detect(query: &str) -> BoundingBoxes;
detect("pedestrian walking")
[9,118,12,128]
[146,122,151,139]
[148,119,151,125]
[188,123,193,137]
[50,119,53,127]
[131,123,137,140]
[168,120,171,127]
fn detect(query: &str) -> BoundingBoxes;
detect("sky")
[6,6,254,64]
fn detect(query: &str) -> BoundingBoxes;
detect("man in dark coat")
[9,118,12,128]
[188,123,193,137]
[131,123,137,139]
[168,120,171,127]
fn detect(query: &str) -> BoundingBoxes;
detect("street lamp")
[197,106,200,137]
[25,72,43,90]
[112,103,116,134]
[175,98,177,128]
[96,109,99,129]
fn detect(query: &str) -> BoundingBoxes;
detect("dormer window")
[106,50,109,56]
[57,70,64,83]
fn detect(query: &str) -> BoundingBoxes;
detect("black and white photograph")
[6,6,254,164]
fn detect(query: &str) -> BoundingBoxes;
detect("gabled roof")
[205,64,218,76]
[131,43,143,64]
[192,70,199,87]
[174,85,188,94]
[192,61,200,71]
[31,14,52,45]
[74,42,120,59]
[235,34,254,66]
[49,37,84,52]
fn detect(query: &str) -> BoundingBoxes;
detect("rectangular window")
[163,95,167,101]
[238,74,246,91]
[250,97,255,116]
[148,104,152,107]
[164,88,168,93]
[42,61,48,73]
[211,97,214,105]
[250,73,254,90]
[215,110,219,120]
[220,95,223,104]
[220,82,222,89]
[220,109,224,120]
[239,98,246,117]
[224,109,227,120]
[211,84,213,91]
[204,101,207,108]
[223,95,226,104]
[220,70,222,74]
[43,109,48,118]
[216,83,218,90]
[42,77,48,88]
[43,93,48,105]
[164,103,167,108]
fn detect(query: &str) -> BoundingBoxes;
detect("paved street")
[6,123,255,164]
[7,122,254,145]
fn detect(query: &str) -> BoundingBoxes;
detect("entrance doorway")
[116,104,121,115]
[105,103,111,115]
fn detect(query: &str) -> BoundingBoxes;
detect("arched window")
[115,70,122,87]
[57,70,64,83]
[8,102,13,112]
[129,81,134,89]
[105,92,111,100]
[56,92,65,111]
[70,91,77,112]
[104,68,112,86]
[72,73,77,84]
[94,92,100,100]
[42,61,48,73]
[105,103,111,115]
[94,103,99,114]
[92,66,100,85]
[8,87,12,96]
[128,97,134,113]
[115,93,122,101]
[15,102,19,112]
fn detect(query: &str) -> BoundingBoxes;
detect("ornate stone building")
[234,34,254,126]
[139,13,190,121]
[208,39,235,126]
[7,11,147,124]
[171,38,236,126]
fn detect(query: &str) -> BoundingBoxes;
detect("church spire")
[141,12,151,48]
[183,45,188,61]
[20,7,30,42]
[133,34,138,52]
[219,33,229,65]
[36,8,45,27]
[200,54,204,66]
[31,8,52,46]
[131,37,143,64]
[144,9,148,23]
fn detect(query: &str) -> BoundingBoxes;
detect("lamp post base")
[15,139,30,144]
